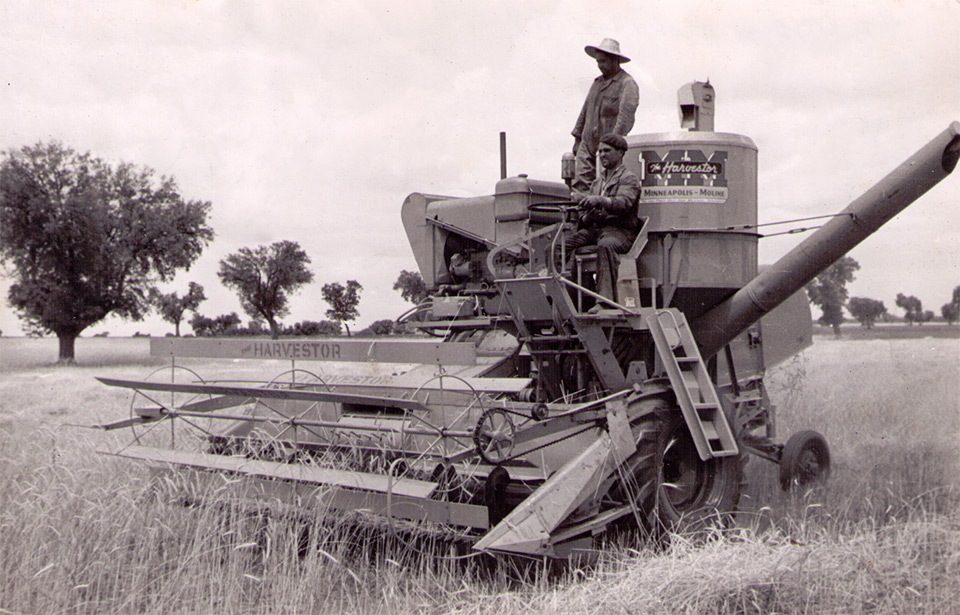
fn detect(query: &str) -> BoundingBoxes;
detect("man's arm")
[573,80,601,152]
[572,98,587,154]
[582,172,639,215]
[614,76,640,136]
[604,171,640,214]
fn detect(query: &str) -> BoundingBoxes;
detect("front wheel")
[614,399,743,534]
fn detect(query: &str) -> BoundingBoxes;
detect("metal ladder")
[646,308,739,460]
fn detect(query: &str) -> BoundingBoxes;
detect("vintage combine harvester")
[97,84,959,559]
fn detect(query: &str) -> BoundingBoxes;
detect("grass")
[1,336,958,614]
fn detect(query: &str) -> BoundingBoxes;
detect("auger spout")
[691,122,960,360]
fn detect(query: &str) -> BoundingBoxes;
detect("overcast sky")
[2,0,958,336]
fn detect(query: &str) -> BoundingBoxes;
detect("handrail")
[615,217,650,309]
[485,221,567,280]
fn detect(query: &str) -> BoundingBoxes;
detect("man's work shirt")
[572,69,640,154]
[581,163,640,232]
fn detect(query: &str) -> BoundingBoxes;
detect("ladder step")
[649,307,740,460]
[681,372,701,388]
[710,441,738,454]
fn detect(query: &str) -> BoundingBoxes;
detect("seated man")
[565,133,640,305]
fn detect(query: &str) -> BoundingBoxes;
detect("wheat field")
[1,334,957,614]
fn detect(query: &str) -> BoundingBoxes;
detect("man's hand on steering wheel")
[579,195,607,210]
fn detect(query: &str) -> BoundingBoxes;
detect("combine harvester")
[97,84,959,559]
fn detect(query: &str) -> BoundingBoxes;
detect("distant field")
[0,336,158,371]
[1,335,958,614]
[812,322,959,340]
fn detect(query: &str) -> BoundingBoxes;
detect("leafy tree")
[321,280,362,337]
[188,312,243,337]
[847,297,886,329]
[152,282,206,337]
[367,319,396,336]
[942,302,959,325]
[283,320,341,336]
[805,256,859,336]
[393,270,428,304]
[0,141,213,362]
[218,240,314,339]
[895,293,923,325]
[942,285,960,325]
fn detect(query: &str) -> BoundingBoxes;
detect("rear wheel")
[779,430,830,491]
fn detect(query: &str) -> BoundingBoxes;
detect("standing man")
[571,38,639,192]
[566,133,640,306]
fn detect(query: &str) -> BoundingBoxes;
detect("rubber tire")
[484,466,511,526]
[619,398,743,534]
[779,430,830,491]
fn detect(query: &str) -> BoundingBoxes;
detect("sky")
[1,0,958,337]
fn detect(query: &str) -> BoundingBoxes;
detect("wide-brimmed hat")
[585,38,630,63]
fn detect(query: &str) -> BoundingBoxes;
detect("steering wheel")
[527,200,581,214]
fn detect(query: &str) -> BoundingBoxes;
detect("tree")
[283,320,341,336]
[367,319,396,336]
[942,302,959,325]
[942,285,960,325]
[393,270,428,304]
[895,293,923,325]
[152,282,206,336]
[189,312,243,337]
[321,280,362,337]
[0,141,213,362]
[218,240,314,339]
[805,256,859,336]
[847,297,886,329]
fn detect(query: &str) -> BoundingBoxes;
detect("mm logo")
[641,149,728,187]
[640,149,729,203]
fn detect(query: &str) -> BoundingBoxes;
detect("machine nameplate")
[639,148,729,203]
[641,186,728,203]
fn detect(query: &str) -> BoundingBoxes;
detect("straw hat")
[585,38,630,63]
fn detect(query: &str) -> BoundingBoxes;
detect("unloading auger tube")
[692,122,960,360]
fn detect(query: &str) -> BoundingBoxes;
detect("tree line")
[0,141,428,362]
[161,252,420,339]
[805,256,959,334]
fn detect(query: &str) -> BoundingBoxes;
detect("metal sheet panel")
[171,469,490,529]
[102,445,438,499]
[760,288,813,368]
[149,338,477,365]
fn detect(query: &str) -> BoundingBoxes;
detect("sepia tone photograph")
[1,1,958,613]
